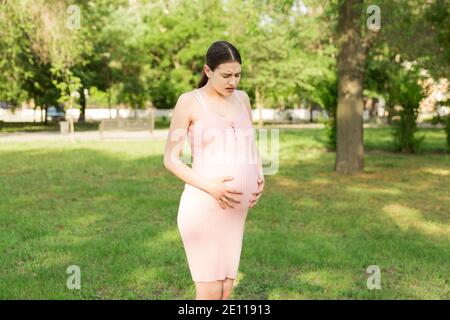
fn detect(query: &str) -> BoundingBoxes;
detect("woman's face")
[205,61,241,96]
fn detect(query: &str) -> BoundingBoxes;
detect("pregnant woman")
[164,40,265,300]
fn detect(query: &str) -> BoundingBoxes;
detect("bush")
[324,109,337,151]
[391,106,425,153]
[389,67,425,153]
[320,79,338,151]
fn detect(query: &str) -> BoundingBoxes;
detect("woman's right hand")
[205,176,243,209]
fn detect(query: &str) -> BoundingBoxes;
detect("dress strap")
[233,90,245,112]
[194,89,208,113]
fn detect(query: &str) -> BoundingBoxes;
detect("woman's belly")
[182,163,259,213]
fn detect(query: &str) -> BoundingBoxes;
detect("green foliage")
[312,70,338,150]
[391,109,425,153]
[375,0,449,79]
[233,0,336,109]
[148,78,178,109]
[50,68,82,110]
[389,66,426,153]
[0,0,447,131]
[87,87,108,107]
[324,108,337,151]
[0,3,31,105]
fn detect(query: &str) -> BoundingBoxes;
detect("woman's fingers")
[226,194,241,204]
[249,199,258,208]
[249,193,262,207]
[218,199,226,209]
[218,194,243,209]
[251,193,262,200]
[249,178,264,208]
[250,194,261,204]
[226,188,243,195]
[249,195,261,207]
[222,197,234,208]
[250,187,263,201]
[217,194,241,209]
[251,190,262,198]
[253,183,264,194]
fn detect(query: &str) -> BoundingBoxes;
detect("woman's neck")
[202,83,230,102]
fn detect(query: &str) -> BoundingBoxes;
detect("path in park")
[0,122,442,143]
[0,129,170,142]
[0,124,321,142]
[0,124,326,142]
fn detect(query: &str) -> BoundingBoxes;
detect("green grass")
[0,128,448,299]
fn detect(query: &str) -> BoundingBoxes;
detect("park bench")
[99,117,155,138]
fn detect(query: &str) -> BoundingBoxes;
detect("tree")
[225,0,335,128]
[0,2,31,107]
[335,0,370,173]
[334,0,447,173]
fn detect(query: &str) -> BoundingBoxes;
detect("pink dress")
[177,88,260,282]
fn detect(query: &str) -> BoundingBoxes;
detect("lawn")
[0,127,448,299]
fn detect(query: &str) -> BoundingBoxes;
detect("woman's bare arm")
[163,92,210,192]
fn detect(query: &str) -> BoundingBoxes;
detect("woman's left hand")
[249,176,265,208]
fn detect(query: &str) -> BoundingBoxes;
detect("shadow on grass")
[0,130,448,299]
[0,147,192,299]
[296,127,448,155]
[233,151,449,299]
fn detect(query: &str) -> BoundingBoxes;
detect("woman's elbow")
[164,150,183,172]
[164,156,180,171]
[163,155,172,171]
[163,155,171,171]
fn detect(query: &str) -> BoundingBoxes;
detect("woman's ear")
[204,65,212,78]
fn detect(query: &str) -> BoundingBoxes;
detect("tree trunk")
[32,95,37,123]
[78,87,86,123]
[386,101,393,125]
[308,101,313,123]
[44,104,48,124]
[335,0,365,174]
[108,88,112,119]
[116,104,120,119]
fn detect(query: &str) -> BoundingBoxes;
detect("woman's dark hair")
[197,40,242,88]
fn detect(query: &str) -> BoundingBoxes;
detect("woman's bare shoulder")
[173,90,200,121]
[236,89,252,120]
[236,89,250,105]
[176,90,197,105]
